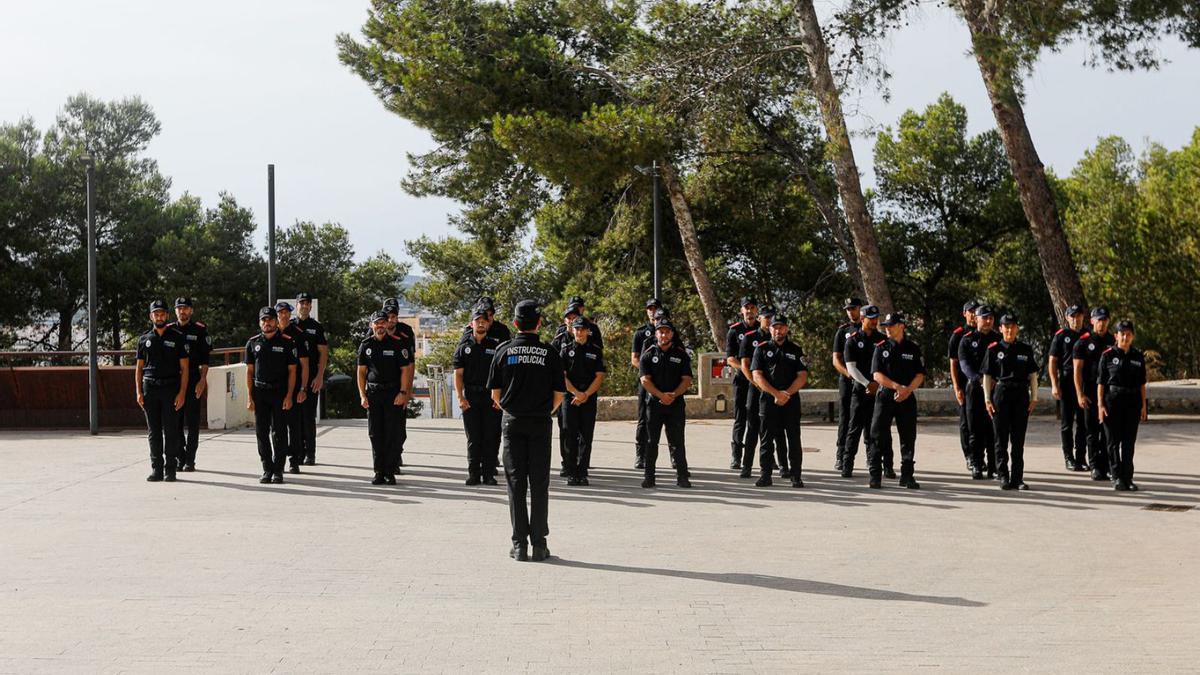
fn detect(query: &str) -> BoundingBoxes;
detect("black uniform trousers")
[759,396,802,477]
[743,388,764,470]
[300,378,319,463]
[1102,387,1141,483]
[557,402,569,468]
[869,390,917,479]
[635,382,648,463]
[835,376,852,466]
[503,414,552,547]
[563,398,598,478]
[391,411,408,472]
[252,387,289,473]
[144,381,182,473]
[843,383,877,470]
[645,399,689,479]
[992,382,1030,483]
[462,389,500,479]
[367,385,404,476]
[285,389,305,468]
[965,380,997,473]
[730,375,751,462]
[177,384,202,467]
[1082,397,1109,475]
[957,392,971,462]
[1058,382,1087,465]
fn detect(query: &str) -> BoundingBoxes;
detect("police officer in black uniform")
[958,304,1000,480]
[725,297,758,471]
[454,308,503,485]
[553,305,582,476]
[640,318,694,489]
[831,297,862,472]
[630,298,662,469]
[554,299,603,350]
[1098,320,1148,491]
[561,316,607,485]
[384,298,417,469]
[294,292,328,465]
[275,301,310,473]
[460,296,513,344]
[841,304,883,478]
[750,315,809,488]
[948,300,979,472]
[982,315,1039,490]
[869,313,926,490]
[1073,306,1116,481]
[488,300,565,562]
[169,297,209,472]
[738,306,777,478]
[244,306,298,484]
[136,299,190,482]
[1048,304,1087,471]
[357,310,414,485]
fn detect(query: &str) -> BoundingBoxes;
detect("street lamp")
[635,161,663,300]
[84,155,98,435]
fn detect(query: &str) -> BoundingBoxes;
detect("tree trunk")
[659,161,727,352]
[960,3,1086,322]
[57,306,74,352]
[794,0,893,313]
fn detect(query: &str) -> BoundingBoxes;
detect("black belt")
[253,382,286,391]
[997,380,1028,388]
[1108,385,1140,392]
[366,382,400,392]
[142,377,179,387]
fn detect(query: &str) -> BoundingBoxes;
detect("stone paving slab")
[1,416,1198,673]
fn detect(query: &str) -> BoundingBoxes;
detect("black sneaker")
[676,476,692,488]
[288,465,301,474]
[903,478,921,489]
[1065,459,1079,471]
[972,469,985,480]
[1114,481,1130,491]
[730,458,741,470]
[259,472,272,484]
[483,476,499,486]
[634,460,645,470]
[578,477,590,486]
[739,467,752,479]
[164,473,177,483]
[641,477,655,488]
[181,464,195,472]
[271,474,284,484]
[531,546,551,562]
[1000,480,1016,490]
[510,543,528,561]
[1016,481,1029,490]
[790,477,804,488]
[1127,481,1139,491]
[779,467,792,479]
[566,477,582,486]
[147,470,164,482]
[384,475,397,485]
[755,475,773,487]
[834,459,844,472]
[371,474,386,485]
[840,466,854,478]
[303,457,316,466]
[869,476,882,489]
[884,467,897,479]
[465,475,481,486]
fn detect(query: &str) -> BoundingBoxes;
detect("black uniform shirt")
[1072,331,1116,385]
[948,325,972,387]
[739,327,771,361]
[461,320,513,344]
[487,332,566,417]
[392,321,418,355]
[958,329,999,382]
[1048,327,1082,378]
[725,320,750,360]
[281,322,311,392]
[632,322,655,358]
[871,338,926,387]
[640,343,693,405]
[452,335,501,389]
[750,338,808,391]
[137,327,189,381]
[357,334,412,386]
[832,321,858,382]
[244,331,298,388]
[561,340,607,391]
[982,339,1039,382]
[1098,346,1147,389]
[294,316,327,376]
[553,318,603,350]
[843,328,884,381]
[168,320,210,379]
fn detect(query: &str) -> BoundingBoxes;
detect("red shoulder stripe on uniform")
[1080,332,1091,339]
[875,340,887,346]
[953,326,963,334]
[281,333,293,340]
[195,321,205,328]
[1055,328,1064,335]
[988,342,1000,349]
[1102,347,1113,354]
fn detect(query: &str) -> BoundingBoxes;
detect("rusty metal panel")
[0,367,207,429]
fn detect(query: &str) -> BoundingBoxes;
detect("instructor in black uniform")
[831,298,862,472]
[841,304,883,478]
[357,310,414,485]
[750,315,809,488]
[959,305,1000,480]
[982,315,1039,490]
[244,307,298,484]
[1098,320,1148,492]
[169,297,209,472]
[738,306,778,478]
[560,316,606,485]
[488,300,565,562]
[869,313,926,490]
[640,318,694,489]
[136,299,190,482]
[1073,307,1115,481]
[1048,304,1087,471]
[454,308,502,485]
[725,297,758,471]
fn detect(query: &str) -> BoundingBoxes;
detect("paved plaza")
[1,415,1198,673]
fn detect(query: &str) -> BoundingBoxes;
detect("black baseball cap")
[770,315,788,327]
[570,316,589,329]
[476,296,495,310]
[740,296,758,308]
[297,292,313,302]
[1091,306,1110,320]
[654,318,674,331]
[370,310,390,323]
[861,305,880,319]
[1114,319,1135,332]
[843,297,863,310]
[563,304,581,318]
[975,305,994,318]
[963,300,980,313]
[514,300,541,320]
[149,299,169,312]
[569,295,585,307]
[759,306,776,318]
[1064,304,1083,316]
[274,301,293,312]
[174,297,192,308]
[999,314,1019,326]
[645,297,662,309]
[258,306,277,320]
[470,307,489,320]
[881,312,906,327]
[653,307,671,319]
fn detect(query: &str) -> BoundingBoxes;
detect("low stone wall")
[597,383,1200,421]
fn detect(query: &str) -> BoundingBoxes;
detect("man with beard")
[725,297,759,471]
[293,292,328,465]
[750,315,809,488]
[275,301,310,474]
[454,307,502,485]
[168,297,209,472]
[639,318,694,489]
[136,299,190,482]
[244,306,298,484]
[357,310,414,485]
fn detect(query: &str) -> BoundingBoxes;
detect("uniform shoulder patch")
[988,342,1000,349]
[953,326,963,334]
[1080,332,1091,339]
[1055,328,1065,335]
[1102,347,1114,354]
[875,340,887,346]
[281,333,293,340]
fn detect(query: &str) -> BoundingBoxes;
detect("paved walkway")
[1,416,1198,673]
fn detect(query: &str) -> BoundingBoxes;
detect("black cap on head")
[1115,319,1135,332]
[1091,306,1110,320]
[174,297,192,308]
[861,304,880,319]
[770,315,788,327]
[999,314,1018,326]
[514,299,541,321]
[296,292,313,302]
[653,307,671,319]
[149,299,169,312]
[476,296,495,310]
[975,305,994,318]
[1064,304,1083,317]
[470,307,489,321]
[563,304,581,318]
[383,297,401,308]
[645,297,661,309]
[740,296,758,308]
[570,316,588,329]
[258,306,277,320]
[881,312,906,327]
[759,306,776,318]
[654,318,674,331]
[274,301,293,312]
[843,297,864,310]
[370,310,390,323]
[569,295,585,307]
[963,300,980,313]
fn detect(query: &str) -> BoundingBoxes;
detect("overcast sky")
[3,1,1198,270]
